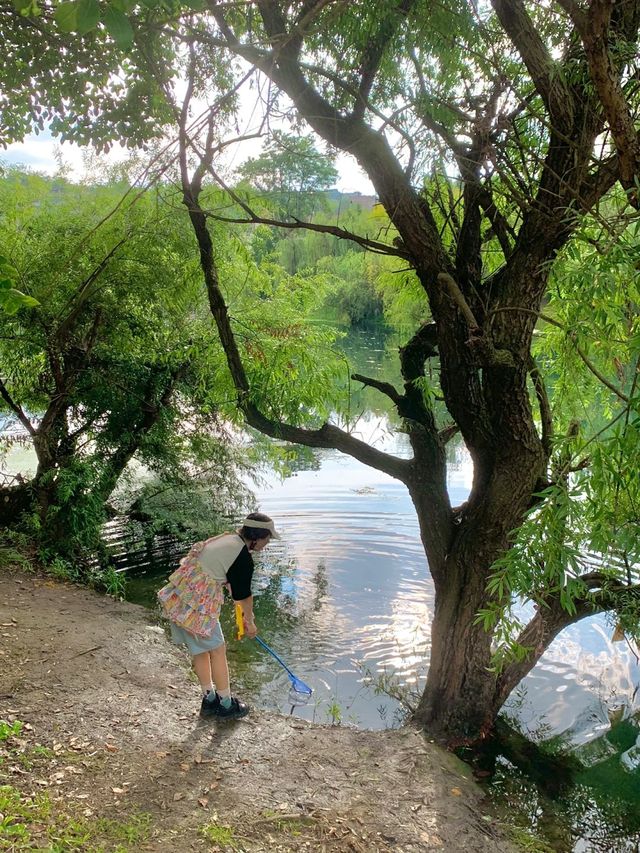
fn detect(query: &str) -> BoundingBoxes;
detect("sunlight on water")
[241,430,640,850]
[243,424,640,747]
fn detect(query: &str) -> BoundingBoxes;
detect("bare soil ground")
[0,570,517,852]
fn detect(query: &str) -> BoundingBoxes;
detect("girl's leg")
[209,644,230,695]
[206,641,248,718]
[192,651,214,694]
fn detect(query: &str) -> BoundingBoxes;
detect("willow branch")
[352,0,417,121]
[0,377,36,437]
[351,373,404,405]
[178,143,414,484]
[438,272,480,331]
[577,0,640,206]
[197,162,407,258]
[212,8,447,277]
[573,341,630,402]
[204,209,408,258]
[55,238,127,341]
[488,306,631,402]
[528,355,553,457]
[495,579,640,707]
[242,401,413,480]
[490,0,575,128]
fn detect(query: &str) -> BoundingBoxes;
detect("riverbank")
[0,569,518,852]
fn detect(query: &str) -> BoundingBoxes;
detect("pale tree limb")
[528,355,553,457]
[437,273,480,331]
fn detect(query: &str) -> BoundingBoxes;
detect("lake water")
[3,331,640,851]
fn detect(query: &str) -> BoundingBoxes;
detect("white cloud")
[2,134,128,179]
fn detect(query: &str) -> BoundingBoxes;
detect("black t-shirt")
[226,545,254,601]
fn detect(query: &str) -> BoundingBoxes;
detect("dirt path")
[0,571,517,852]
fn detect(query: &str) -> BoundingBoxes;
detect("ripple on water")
[251,456,640,745]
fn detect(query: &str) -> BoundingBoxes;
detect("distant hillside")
[325,189,378,210]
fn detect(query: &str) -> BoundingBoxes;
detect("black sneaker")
[210,696,250,720]
[200,691,221,718]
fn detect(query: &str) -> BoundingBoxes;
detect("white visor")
[241,517,281,539]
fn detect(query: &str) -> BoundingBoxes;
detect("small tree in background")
[237,130,338,220]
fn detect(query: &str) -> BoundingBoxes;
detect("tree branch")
[0,377,36,437]
[204,209,407,258]
[438,273,515,367]
[55,238,127,343]
[438,272,480,331]
[577,0,640,206]
[174,134,407,258]
[528,355,552,457]
[438,423,460,444]
[553,0,585,27]
[490,0,575,128]
[177,122,414,484]
[488,306,631,401]
[243,401,413,480]
[351,373,404,406]
[478,185,516,258]
[213,6,449,281]
[352,0,417,122]
[495,578,640,708]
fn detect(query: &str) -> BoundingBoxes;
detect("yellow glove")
[235,603,245,639]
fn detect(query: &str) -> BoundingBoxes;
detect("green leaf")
[12,0,32,11]
[0,263,19,280]
[54,0,78,31]
[76,0,100,34]
[0,288,40,314]
[109,0,134,12]
[104,4,134,47]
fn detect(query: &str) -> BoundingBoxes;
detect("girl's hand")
[244,616,258,639]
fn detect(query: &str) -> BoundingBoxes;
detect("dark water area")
[4,329,640,851]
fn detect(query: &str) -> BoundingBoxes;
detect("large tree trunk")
[183,0,640,742]
[416,576,497,742]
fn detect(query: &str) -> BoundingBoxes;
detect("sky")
[2,128,375,195]
[2,62,376,194]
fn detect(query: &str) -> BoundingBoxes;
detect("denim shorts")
[169,620,225,655]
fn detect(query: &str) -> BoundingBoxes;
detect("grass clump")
[0,721,23,743]
[199,820,238,849]
[0,784,151,851]
[503,823,557,853]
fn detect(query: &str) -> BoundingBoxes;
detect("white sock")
[218,688,232,707]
